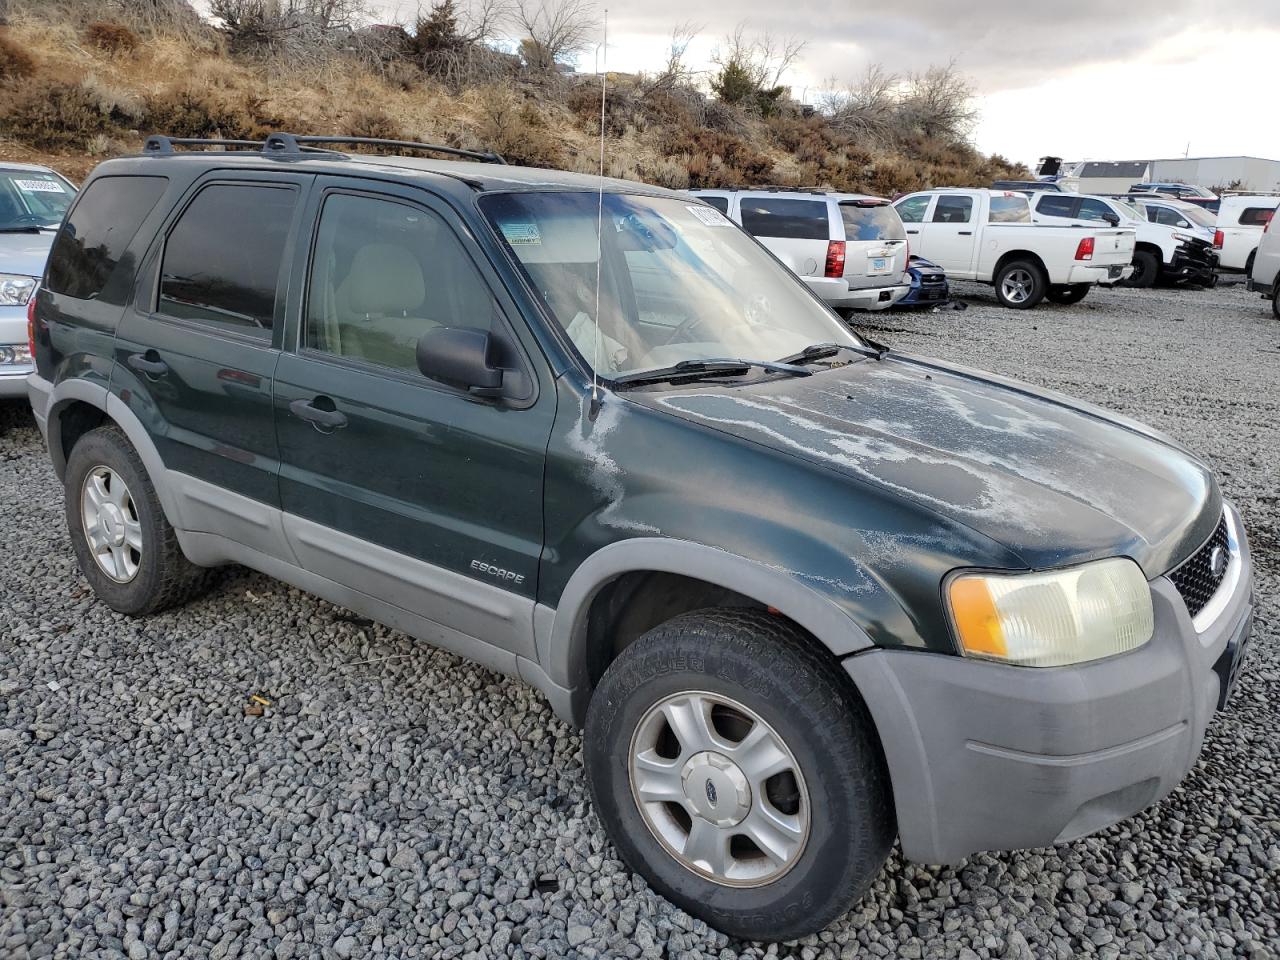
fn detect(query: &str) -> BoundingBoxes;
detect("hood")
[0,230,56,279]
[634,354,1219,576]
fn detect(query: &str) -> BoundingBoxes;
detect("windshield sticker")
[14,179,66,194]
[687,205,731,227]
[501,222,541,245]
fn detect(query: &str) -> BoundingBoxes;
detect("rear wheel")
[993,259,1046,309]
[1272,284,1280,321]
[65,426,210,615]
[1127,250,1159,288]
[585,609,894,942]
[1045,283,1091,305]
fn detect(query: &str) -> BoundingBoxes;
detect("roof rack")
[142,132,506,165]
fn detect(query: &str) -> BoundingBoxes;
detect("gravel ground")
[2,279,1279,960]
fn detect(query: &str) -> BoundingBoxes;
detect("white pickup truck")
[892,189,1135,307]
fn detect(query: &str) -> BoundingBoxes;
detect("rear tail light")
[1074,237,1095,261]
[1214,229,1224,249]
[824,240,846,278]
[26,290,37,359]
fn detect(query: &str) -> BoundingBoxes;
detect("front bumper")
[0,364,32,397]
[1068,262,1134,285]
[897,271,950,308]
[845,502,1253,864]
[1165,242,1218,285]
[802,276,911,312]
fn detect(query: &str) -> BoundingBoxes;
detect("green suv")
[27,135,1254,942]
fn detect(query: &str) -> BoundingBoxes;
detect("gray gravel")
[3,279,1279,959]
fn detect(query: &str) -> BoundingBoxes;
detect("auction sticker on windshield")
[15,179,66,193]
[687,205,731,227]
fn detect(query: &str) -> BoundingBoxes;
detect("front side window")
[1078,198,1115,223]
[159,183,296,337]
[932,196,973,224]
[481,192,858,377]
[840,202,906,241]
[894,195,930,223]
[739,198,829,240]
[988,195,1032,223]
[1036,195,1077,218]
[45,175,167,300]
[0,170,74,230]
[306,193,498,373]
[1240,206,1277,227]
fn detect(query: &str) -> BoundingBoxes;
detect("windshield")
[0,170,74,229]
[481,192,860,378]
[1114,200,1145,221]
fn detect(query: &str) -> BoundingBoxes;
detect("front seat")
[335,243,434,370]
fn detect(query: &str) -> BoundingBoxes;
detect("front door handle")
[127,351,168,377]
[906,228,920,234]
[290,397,348,430]
[958,230,973,236]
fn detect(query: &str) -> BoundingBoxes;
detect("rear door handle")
[958,230,973,236]
[290,397,348,430]
[127,351,168,377]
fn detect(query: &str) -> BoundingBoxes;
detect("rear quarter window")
[839,203,905,241]
[739,198,829,240]
[1239,206,1276,227]
[45,175,168,301]
[700,196,729,214]
[988,195,1032,223]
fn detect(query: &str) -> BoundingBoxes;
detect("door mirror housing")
[416,326,506,398]
[1102,212,1120,227]
[1178,220,1190,228]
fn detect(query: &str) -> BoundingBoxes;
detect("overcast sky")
[314,1,1280,165]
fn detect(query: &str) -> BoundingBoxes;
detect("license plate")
[868,257,892,275]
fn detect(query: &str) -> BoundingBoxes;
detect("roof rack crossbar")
[266,133,506,164]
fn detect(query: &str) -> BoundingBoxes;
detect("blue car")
[894,255,950,307]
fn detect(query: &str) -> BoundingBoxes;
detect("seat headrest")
[344,244,425,316]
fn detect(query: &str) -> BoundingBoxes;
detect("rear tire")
[1127,250,1159,288]
[1272,285,1280,321]
[1045,283,1091,305]
[64,425,210,616]
[585,609,894,942]
[993,259,1046,309]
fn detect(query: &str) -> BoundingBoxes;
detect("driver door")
[273,179,555,658]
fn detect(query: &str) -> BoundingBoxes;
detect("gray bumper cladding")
[844,519,1254,865]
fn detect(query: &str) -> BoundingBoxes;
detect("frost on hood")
[651,361,1202,544]
[564,394,659,534]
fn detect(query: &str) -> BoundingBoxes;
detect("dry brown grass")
[0,29,36,79]
[85,21,140,54]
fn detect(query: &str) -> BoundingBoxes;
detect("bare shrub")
[0,78,120,149]
[0,28,35,79]
[143,87,253,138]
[710,23,805,117]
[472,85,563,167]
[209,0,368,63]
[81,73,146,123]
[513,0,596,74]
[85,21,140,52]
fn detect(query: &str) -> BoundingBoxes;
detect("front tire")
[1045,283,1091,305]
[994,259,1046,308]
[64,425,210,615]
[585,609,894,942]
[1272,284,1280,321]
[1127,250,1159,288]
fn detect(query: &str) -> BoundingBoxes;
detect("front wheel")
[1126,250,1159,288]
[585,609,894,942]
[1272,285,1280,321]
[1045,283,1091,305]
[994,260,1046,308]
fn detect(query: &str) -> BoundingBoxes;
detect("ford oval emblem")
[1209,545,1227,579]
[704,778,718,807]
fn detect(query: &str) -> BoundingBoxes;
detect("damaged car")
[29,135,1254,943]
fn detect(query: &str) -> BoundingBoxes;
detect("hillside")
[0,8,1028,193]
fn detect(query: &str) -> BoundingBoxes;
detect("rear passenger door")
[112,171,310,555]
[272,178,555,659]
[737,196,832,277]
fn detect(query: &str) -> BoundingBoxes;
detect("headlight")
[0,274,37,306]
[1172,233,1195,244]
[947,557,1153,667]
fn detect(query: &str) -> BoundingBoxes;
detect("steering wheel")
[661,311,711,347]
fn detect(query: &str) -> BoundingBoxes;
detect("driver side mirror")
[1178,220,1190,228]
[416,326,506,399]
[1102,212,1120,227]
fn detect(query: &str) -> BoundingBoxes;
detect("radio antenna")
[590,9,608,418]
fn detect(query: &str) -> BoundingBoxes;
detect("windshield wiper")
[0,226,47,234]
[612,357,813,389]
[779,338,890,365]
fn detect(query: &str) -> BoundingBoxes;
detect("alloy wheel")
[629,691,810,887]
[1001,268,1034,303]
[81,465,142,583]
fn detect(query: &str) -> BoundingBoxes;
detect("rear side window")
[739,198,829,240]
[1036,195,1077,218]
[988,195,1031,223]
[700,196,729,214]
[1239,206,1276,227]
[158,183,297,338]
[840,203,906,241]
[45,176,168,300]
[932,196,973,223]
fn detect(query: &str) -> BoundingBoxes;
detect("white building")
[1148,156,1280,193]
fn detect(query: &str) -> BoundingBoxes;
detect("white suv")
[1213,195,1280,273]
[1247,216,1280,318]
[690,189,910,311]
